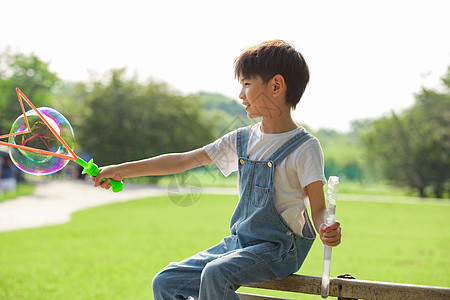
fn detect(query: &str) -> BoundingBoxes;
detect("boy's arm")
[306,181,342,247]
[92,148,212,188]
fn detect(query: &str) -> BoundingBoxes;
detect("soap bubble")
[8,107,75,175]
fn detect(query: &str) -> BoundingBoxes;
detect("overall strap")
[236,126,251,158]
[268,131,313,166]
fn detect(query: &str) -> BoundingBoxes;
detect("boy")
[92,40,342,299]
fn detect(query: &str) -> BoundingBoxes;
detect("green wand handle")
[75,157,124,193]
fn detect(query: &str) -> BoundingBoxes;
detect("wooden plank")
[237,292,292,300]
[247,275,320,295]
[247,274,450,300]
[195,292,291,300]
[331,277,450,300]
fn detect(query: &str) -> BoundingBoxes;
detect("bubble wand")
[321,176,339,299]
[0,88,123,192]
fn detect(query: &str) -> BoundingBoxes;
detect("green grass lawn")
[0,182,35,203]
[0,194,449,299]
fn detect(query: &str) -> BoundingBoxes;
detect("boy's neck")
[260,113,298,134]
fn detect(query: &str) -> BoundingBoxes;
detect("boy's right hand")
[91,165,124,190]
[319,221,342,247]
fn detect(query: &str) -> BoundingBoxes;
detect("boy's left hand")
[319,221,341,247]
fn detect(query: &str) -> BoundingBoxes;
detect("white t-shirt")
[204,123,326,236]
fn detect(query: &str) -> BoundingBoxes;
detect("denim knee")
[152,271,169,299]
[201,261,233,288]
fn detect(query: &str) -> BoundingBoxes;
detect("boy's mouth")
[242,102,250,110]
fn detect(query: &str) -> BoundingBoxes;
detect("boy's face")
[239,75,280,119]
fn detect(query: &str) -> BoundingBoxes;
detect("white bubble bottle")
[321,176,339,299]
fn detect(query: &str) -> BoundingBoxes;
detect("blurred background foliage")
[0,50,448,198]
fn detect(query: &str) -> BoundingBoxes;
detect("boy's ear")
[271,74,286,97]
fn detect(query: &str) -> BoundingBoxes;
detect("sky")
[1,0,449,132]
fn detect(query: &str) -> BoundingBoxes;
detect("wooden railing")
[236,274,450,300]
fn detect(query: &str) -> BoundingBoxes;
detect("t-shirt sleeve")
[203,130,238,177]
[296,138,327,188]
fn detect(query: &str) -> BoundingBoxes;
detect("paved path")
[0,180,236,233]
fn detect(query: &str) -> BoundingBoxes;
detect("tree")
[364,113,428,197]
[315,128,365,181]
[410,73,450,198]
[0,49,60,134]
[76,69,215,168]
[363,67,450,198]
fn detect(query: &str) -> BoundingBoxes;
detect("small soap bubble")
[8,107,75,175]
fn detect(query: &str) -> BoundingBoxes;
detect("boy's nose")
[239,88,245,100]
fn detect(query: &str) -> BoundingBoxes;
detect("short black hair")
[234,40,310,109]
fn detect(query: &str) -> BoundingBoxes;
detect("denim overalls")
[153,127,317,300]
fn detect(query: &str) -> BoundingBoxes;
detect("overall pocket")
[251,185,270,207]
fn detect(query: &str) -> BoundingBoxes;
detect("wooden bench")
[235,274,450,300]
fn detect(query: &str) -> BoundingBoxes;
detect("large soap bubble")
[8,107,75,175]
